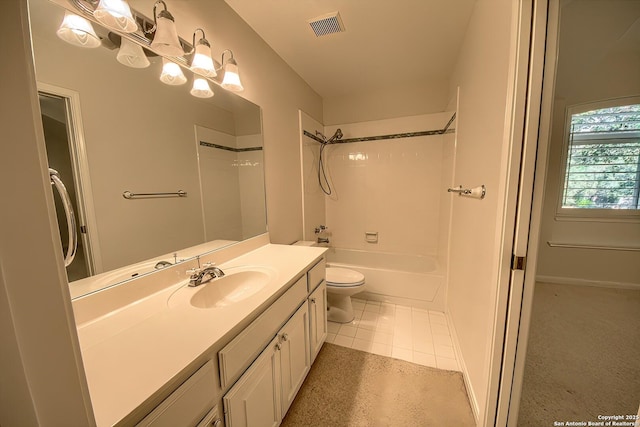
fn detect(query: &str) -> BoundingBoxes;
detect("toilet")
[293,241,366,323]
[325,267,366,323]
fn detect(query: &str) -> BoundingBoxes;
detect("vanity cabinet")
[224,302,310,427]
[279,302,310,415]
[136,360,221,427]
[308,281,327,363]
[223,336,282,427]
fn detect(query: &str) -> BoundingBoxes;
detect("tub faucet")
[317,237,330,244]
[188,263,225,287]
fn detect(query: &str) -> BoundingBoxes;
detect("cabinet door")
[279,303,310,416]
[309,281,327,363]
[223,337,281,427]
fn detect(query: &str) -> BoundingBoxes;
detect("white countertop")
[76,243,326,427]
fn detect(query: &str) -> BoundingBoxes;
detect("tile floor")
[326,298,460,371]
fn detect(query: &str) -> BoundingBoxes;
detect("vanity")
[73,235,327,426]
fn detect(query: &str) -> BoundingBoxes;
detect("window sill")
[554,211,640,224]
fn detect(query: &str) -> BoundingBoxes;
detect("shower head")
[327,128,343,143]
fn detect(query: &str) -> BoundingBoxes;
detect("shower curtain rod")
[303,112,456,144]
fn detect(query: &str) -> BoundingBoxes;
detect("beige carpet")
[281,343,475,427]
[518,282,640,426]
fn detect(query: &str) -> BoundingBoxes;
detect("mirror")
[29,0,267,298]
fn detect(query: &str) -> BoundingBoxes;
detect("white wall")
[323,113,452,257]
[323,81,450,125]
[446,0,517,421]
[536,0,640,288]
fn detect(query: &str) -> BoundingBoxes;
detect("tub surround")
[326,248,445,310]
[73,238,326,426]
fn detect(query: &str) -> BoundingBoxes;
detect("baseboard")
[536,275,640,290]
[446,310,480,426]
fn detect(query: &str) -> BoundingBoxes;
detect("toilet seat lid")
[326,267,365,286]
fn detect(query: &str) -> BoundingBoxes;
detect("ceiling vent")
[308,12,345,37]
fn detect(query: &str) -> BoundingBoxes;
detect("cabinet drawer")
[219,276,307,389]
[137,360,216,427]
[307,258,325,292]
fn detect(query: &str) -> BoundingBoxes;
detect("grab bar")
[49,168,77,267]
[122,190,187,199]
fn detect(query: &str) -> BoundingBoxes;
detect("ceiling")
[223,0,476,99]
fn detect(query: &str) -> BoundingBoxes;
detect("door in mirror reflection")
[39,91,93,281]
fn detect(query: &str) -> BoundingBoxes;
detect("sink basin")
[168,266,275,309]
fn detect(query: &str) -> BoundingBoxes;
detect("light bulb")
[117,38,150,68]
[190,41,216,77]
[94,0,137,33]
[190,77,214,98]
[56,12,101,48]
[150,13,183,57]
[160,58,187,85]
[221,59,243,92]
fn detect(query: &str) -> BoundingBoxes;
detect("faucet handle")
[186,267,201,275]
[202,261,215,268]
[314,225,329,234]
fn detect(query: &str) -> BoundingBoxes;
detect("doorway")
[38,89,96,280]
[507,0,640,425]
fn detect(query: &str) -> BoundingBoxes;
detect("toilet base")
[327,293,355,323]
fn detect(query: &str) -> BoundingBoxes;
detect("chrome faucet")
[188,263,225,287]
[317,237,330,244]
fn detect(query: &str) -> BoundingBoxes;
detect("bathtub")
[324,248,445,310]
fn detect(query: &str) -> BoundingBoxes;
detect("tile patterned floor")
[326,298,460,371]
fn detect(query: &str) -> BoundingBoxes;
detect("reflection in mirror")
[29,0,267,298]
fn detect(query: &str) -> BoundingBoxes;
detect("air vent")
[308,12,345,37]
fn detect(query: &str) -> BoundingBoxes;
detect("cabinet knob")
[275,343,281,351]
[212,419,222,427]
[310,298,316,304]
[281,333,289,342]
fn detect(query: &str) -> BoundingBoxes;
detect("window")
[560,98,640,215]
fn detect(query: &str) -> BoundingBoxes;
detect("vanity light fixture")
[94,0,137,33]
[190,29,216,77]
[117,38,151,68]
[56,11,101,48]
[220,50,244,92]
[160,58,187,85]
[148,1,184,57]
[190,77,214,98]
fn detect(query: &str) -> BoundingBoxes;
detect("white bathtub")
[325,248,445,310]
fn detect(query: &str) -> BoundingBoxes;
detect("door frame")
[38,82,103,275]
[494,0,561,425]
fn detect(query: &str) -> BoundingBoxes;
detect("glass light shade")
[159,58,187,85]
[190,42,216,77]
[56,12,101,48]
[116,38,150,68]
[190,77,214,98]
[150,16,184,57]
[94,0,137,33]
[221,60,244,92]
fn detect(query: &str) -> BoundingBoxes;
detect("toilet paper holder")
[447,185,486,199]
